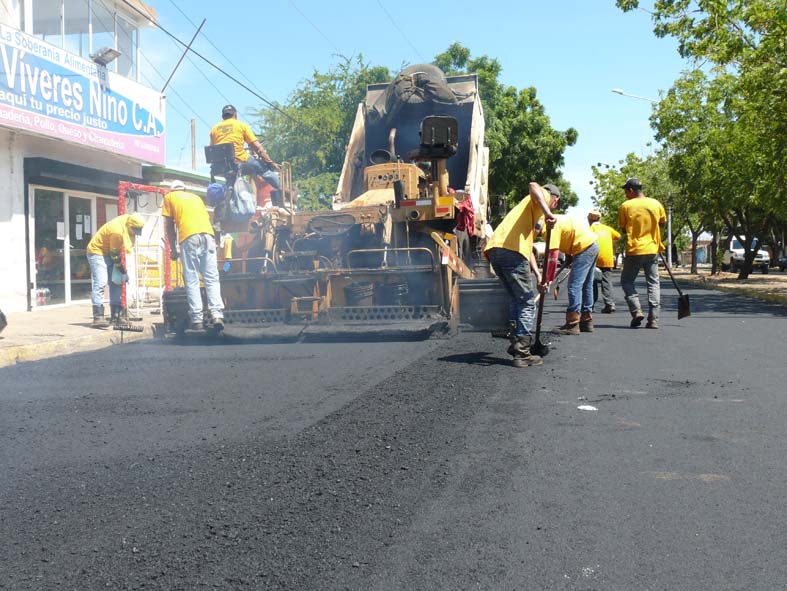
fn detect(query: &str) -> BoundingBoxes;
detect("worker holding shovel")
[618,177,666,329]
[540,214,599,335]
[484,182,559,367]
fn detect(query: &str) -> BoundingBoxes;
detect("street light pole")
[611,88,657,103]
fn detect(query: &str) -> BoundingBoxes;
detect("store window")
[63,0,91,59]
[117,16,138,79]
[32,0,63,48]
[27,0,140,78]
[33,189,67,305]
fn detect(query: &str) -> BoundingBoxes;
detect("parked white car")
[722,236,770,274]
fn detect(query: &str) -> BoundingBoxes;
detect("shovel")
[530,224,554,357]
[659,252,691,319]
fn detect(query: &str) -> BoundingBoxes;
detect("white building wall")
[0,127,144,312]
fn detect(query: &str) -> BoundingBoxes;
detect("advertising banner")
[0,24,166,164]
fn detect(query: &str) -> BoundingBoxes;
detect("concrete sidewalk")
[0,303,161,369]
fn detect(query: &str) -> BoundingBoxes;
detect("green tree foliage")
[255,45,577,211]
[252,56,392,209]
[617,0,787,276]
[434,43,579,208]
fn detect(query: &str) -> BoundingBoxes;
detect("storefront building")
[1,0,165,312]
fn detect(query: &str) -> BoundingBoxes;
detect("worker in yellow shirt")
[484,182,559,367]
[588,210,621,313]
[163,180,224,331]
[542,214,599,334]
[618,177,666,329]
[209,104,280,190]
[86,213,146,326]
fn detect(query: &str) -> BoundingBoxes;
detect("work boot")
[189,321,205,331]
[601,304,615,314]
[626,295,645,328]
[646,310,659,329]
[579,312,594,333]
[210,315,225,331]
[110,304,122,324]
[511,335,543,368]
[92,305,109,328]
[555,311,580,335]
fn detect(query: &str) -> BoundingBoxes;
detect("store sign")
[0,25,166,164]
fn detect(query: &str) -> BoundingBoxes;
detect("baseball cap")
[127,213,145,234]
[169,180,186,191]
[221,104,237,117]
[622,177,642,190]
[543,183,561,197]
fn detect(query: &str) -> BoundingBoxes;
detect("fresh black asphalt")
[1,276,786,590]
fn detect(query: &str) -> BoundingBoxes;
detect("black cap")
[543,183,561,197]
[221,104,237,117]
[622,177,642,190]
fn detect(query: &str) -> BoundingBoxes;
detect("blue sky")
[140,0,687,213]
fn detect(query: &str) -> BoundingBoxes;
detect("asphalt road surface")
[2,277,786,590]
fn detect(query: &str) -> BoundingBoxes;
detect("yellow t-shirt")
[547,215,598,256]
[161,190,214,243]
[209,119,257,162]
[483,195,545,259]
[87,214,135,255]
[590,222,621,268]
[618,196,666,255]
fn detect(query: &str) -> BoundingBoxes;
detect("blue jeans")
[487,248,535,337]
[620,253,660,318]
[239,159,281,189]
[87,253,121,306]
[566,241,599,314]
[180,233,224,323]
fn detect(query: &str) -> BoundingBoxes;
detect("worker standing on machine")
[209,104,281,191]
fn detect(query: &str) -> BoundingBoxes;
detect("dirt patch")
[670,268,787,306]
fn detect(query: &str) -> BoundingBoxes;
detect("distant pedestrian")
[163,181,224,331]
[618,177,666,329]
[588,210,620,313]
[86,213,146,327]
[484,182,559,367]
[542,214,599,334]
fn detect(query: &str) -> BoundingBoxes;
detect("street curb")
[0,324,157,369]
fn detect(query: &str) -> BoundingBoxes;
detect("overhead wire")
[375,0,425,62]
[288,0,342,55]
[166,0,274,103]
[84,0,212,129]
[119,0,329,140]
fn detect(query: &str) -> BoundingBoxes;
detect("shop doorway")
[32,188,104,306]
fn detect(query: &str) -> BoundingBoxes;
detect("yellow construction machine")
[163,65,507,339]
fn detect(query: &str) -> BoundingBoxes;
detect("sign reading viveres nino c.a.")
[0,24,166,165]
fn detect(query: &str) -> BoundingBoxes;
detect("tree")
[434,43,579,208]
[253,56,391,210]
[617,0,787,277]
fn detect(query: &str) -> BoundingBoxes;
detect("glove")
[170,248,179,261]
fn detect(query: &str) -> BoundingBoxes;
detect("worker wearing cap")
[163,181,224,331]
[588,210,621,313]
[209,104,281,190]
[542,214,599,334]
[86,213,146,326]
[618,177,666,328]
[484,182,559,367]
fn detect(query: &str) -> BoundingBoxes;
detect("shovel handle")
[658,252,685,297]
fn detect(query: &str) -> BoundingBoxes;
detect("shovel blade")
[530,339,550,357]
[677,294,691,319]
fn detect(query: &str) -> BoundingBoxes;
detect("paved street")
[2,277,786,590]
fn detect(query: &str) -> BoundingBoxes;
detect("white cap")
[169,180,186,190]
